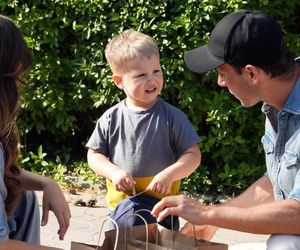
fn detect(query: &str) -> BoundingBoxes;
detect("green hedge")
[2,0,300,195]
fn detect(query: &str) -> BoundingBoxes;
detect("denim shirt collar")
[262,76,300,115]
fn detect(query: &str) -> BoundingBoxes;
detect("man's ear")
[244,65,259,82]
[112,75,123,89]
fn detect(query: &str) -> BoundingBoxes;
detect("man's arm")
[210,197,300,234]
[224,175,275,207]
[152,175,300,235]
[181,175,275,239]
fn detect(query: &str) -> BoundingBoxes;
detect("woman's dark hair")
[0,15,32,214]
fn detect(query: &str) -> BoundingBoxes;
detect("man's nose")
[217,75,226,87]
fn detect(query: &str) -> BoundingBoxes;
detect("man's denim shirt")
[261,76,300,202]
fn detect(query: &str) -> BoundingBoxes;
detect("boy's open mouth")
[145,87,156,93]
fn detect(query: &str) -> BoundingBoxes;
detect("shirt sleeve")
[86,115,109,156]
[171,112,200,156]
[288,169,300,203]
[0,144,9,243]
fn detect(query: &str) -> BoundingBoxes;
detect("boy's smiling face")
[113,54,163,110]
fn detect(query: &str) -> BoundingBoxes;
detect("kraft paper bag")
[71,212,227,250]
[71,222,228,250]
[71,216,160,250]
[71,242,100,250]
[70,240,164,250]
[155,223,228,250]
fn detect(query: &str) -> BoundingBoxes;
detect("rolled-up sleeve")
[288,169,300,203]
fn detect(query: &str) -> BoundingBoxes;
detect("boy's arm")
[87,148,121,179]
[87,148,135,191]
[163,144,201,181]
[147,144,201,194]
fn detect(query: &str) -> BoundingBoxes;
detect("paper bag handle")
[135,208,177,245]
[135,209,198,247]
[125,213,149,250]
[134,208,160,245]
[96,216,119,250]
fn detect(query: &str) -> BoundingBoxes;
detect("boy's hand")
[147,172,172,194]
[111,169,135,192]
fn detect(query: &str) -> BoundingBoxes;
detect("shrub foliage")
[1,0,299,195]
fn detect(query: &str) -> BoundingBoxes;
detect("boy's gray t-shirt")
[86,98,200,177]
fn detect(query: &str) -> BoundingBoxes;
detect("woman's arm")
[18,170,71,240]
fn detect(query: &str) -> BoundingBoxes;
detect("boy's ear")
[112,75,123,89]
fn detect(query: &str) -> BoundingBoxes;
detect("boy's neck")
[124,98,158,111]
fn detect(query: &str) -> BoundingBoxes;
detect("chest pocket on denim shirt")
[261,135,274,154]
[278,151,299,196]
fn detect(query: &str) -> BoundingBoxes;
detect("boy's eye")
[136,74,145,78]
[154,70,161,74]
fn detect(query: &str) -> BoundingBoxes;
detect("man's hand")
[151,194,206,224]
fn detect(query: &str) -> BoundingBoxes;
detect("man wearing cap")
[152,9,300,249]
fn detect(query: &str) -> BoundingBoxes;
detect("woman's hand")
[41,180,71,240]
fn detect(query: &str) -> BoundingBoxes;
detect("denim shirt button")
[262,105,271,112]
[277,189,282,196]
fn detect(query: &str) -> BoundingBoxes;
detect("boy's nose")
[146,74,156,82]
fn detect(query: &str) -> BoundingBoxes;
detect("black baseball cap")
[184,9,284,74]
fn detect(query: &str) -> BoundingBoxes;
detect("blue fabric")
[261,76,300,202]
[8,191,41,244]
[0,144,8,243]
[109,195,179,231]
[0,142,40,244]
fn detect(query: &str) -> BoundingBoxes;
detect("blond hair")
[105,29,159,74]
